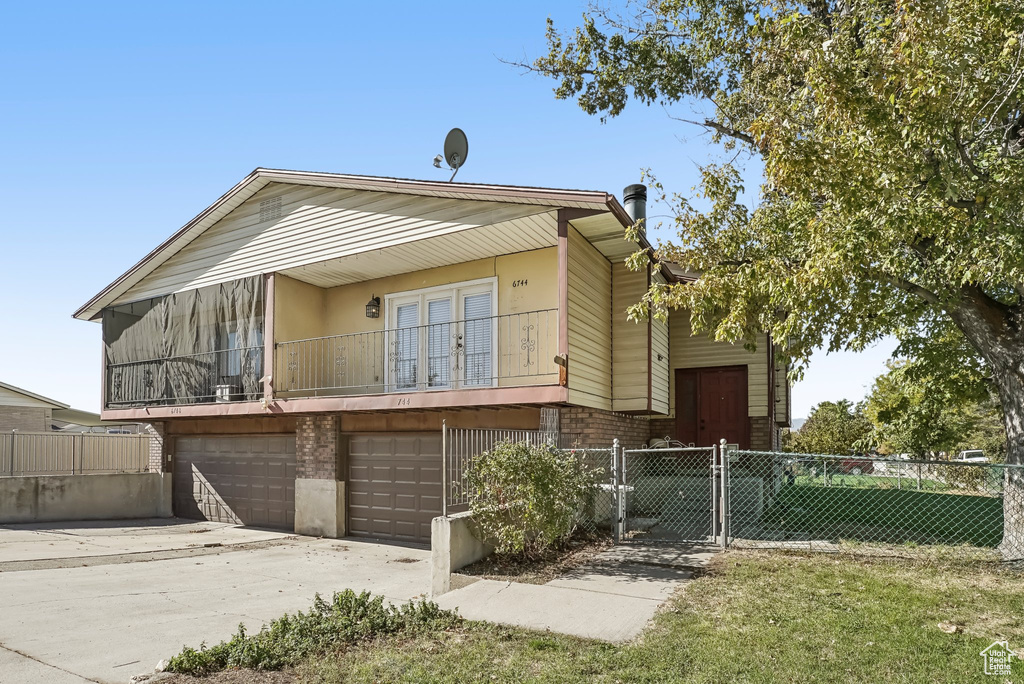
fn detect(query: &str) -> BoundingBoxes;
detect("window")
[385,278,496,391]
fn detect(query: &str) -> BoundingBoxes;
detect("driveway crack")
[0,640,101,683]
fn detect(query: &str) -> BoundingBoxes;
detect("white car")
[954,449,987,463]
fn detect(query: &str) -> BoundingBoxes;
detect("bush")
[465,440,598,557]
[166,590,460,675]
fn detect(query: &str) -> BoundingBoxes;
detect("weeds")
[166,590,460,675]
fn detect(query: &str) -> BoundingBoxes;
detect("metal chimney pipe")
[623,184,647,232]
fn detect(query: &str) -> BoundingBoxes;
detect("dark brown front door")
[675,366,749,448]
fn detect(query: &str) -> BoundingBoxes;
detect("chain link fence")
[619,447,718,543]
[726,449,1024,560]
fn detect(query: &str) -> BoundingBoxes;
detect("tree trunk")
[948,297,1024,559]
[991,372,1024,559]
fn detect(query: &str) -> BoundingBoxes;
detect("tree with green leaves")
[864,361,975,458]
[522,0,1024,553]
[786,399,873,454]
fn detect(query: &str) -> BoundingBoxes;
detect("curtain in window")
[462,293,492,386]
[102,276,265,406]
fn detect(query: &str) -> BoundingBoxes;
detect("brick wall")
[749,416,776,451]
[0,406,50,432]
[558,407,650,449]
[296,415,340,479]
[146,422,167,472]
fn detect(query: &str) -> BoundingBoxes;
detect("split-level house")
[74,169,790,545]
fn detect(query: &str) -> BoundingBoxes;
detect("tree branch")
[665,113,756,146]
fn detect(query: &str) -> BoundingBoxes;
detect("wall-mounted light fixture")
[365,295,381,319]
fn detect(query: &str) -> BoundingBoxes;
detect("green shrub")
[166,590,460,675]
[465,440,598,557]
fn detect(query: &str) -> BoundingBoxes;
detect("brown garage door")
[173,435,296,530]
[347,433,442,545]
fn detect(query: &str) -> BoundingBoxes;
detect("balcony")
[106,346,264,408]
[275,309,558,398]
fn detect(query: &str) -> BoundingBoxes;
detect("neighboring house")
[0,381,123,432]
[74,168,790,544]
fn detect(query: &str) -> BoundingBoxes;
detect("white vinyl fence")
[0,432,153,476]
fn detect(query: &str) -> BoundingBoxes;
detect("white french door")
[386,279,496,392]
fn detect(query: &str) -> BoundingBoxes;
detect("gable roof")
[0,381,70,410]
[74,168,638,321]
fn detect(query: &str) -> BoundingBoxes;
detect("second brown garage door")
[173,434,296,530]
[347,433,442,545]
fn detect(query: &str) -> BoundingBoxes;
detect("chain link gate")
[612,442,724,544]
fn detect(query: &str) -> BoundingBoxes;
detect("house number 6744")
[512,279,528,287]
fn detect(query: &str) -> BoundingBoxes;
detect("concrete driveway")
[0,519,430,684]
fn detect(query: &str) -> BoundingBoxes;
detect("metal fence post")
[612,438,621,544]
[720,439,730,549]
[9,431,14,477]
[711,444,719,545]
[441,420,447,517]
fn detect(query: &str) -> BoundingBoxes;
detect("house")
[0,381,124,432]
[73,168,790,544]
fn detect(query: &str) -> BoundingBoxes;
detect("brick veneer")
[749,416,775,451]
[146,422,167,472]
[0,406,50,432]
[297,415,340,479]
[558,407,650,449]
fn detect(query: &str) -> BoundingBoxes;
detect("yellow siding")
[650,272,670,415]
[668,313,770,417]
[273,250,559,393]
[567,227,612,409]
[611,262,648,412]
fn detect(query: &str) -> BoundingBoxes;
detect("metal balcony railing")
[275,308,558,396]
[105,346,264,407]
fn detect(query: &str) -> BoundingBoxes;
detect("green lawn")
[758,482,1005,548]
[285,552,1023,683]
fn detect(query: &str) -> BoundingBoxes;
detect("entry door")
[675,366,748,448]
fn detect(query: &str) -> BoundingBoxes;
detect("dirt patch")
[457,532,613,584]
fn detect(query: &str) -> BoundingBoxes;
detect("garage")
[347,433,442,545]
[173,434,296,530]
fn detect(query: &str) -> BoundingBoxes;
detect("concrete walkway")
[435,544,717,642]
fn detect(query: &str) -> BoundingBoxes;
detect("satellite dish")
[435,128,468,181]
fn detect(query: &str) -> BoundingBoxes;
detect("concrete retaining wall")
[0,473,172,524]
[431,511,493,596]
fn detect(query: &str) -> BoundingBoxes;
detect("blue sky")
[0,1,895,415]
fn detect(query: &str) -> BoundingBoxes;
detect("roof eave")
[73,168,638,321]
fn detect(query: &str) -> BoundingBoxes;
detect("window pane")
[427,298,451,388]
[394,303,419,389]
[462,293,491,386]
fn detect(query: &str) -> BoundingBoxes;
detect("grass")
[757,482,1005,548]
[163,552,1024,683]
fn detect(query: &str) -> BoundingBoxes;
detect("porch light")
[365,295,381,319]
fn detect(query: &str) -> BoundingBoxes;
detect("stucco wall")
[0,473,172,524]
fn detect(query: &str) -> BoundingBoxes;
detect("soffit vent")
[259,196,282,223]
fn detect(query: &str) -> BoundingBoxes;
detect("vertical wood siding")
[611,262,649,412]
[566,227,612,409]
[668,313,769,417]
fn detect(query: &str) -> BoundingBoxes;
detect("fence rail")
[440,428,1024,561]
[0,432,153,477]
[276,309,559,397]
[725,449,1024,559]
